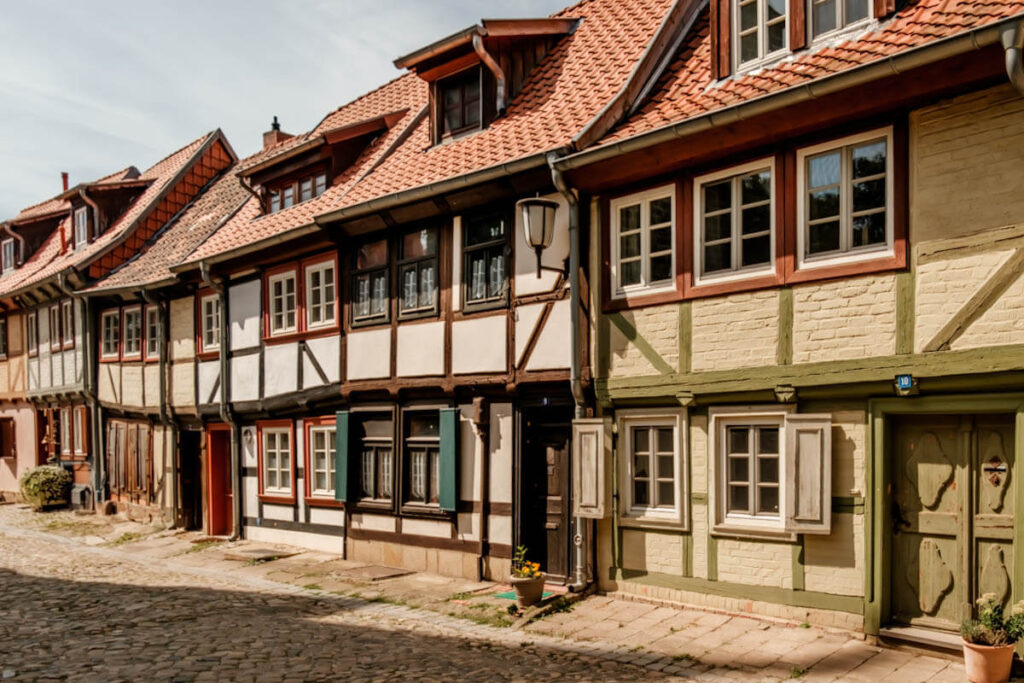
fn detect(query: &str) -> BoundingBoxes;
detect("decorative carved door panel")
[891,414,1015,632]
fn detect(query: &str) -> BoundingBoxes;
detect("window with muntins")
[404,412,440,507]
[267,172,327,214]
[1,238,15,274]
[630,425,675,510]
[60,407,71,456]
[358,414,393,502]
[123,307,142,358]
[262,428,292,496]
[463,213,508,310]
[353,240,389,325]
[735,0,787,68]
[309,426,336,497]
[73,407,86,455]
[305,261,336,330]
[268,271,298,335]
[810,0,868,38]
[696,162,774,283]
[799,129,892,267]
[399,228,438,317]
[48,305,61,351]
[61,300,74,348]
[145,306,159,359]
[200,295,220,351]
[439,68,482,139]
[724,424,781,518]
[74,207,89,248]
[101,311,120,358]
[611,187,675,298]
[618,409,685,525]
[27,312,37,355]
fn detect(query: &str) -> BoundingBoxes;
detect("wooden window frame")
[436,66,483,142]
[59,406,71,456]
[266,170,329,215]
[397,226,440,320]
[61,300,74,350]
[617,408,687,529]
[399,408,444,515]
[48,304,62,352]
[260,253,339,344]
[352,409,396,510]
[0,317,8,360]
[0,417,15,459]
[302,254,339,334]
[73,406,88,456]
[733,0,788,72]
[26,311,37,357]
[121,305,143,361]
[257,420,297,505]
[197,291,220,358]
[144,304,160,362]
[100,309,121,361]
[265,267,299,338]
[351,238,391,328]
[462,211,511,314]
[807,0,872,43]
[73,207,89,249]
[304,416,341,508]
[1,238,15,274]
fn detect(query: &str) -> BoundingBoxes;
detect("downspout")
[237,175,262,204]
[141,289,179,527]
[2,222,27,267]
[472,398,490,581]
[78,188,102,237]
[200,261,241,540]
[472,34,507,115]
[548,152,588,592]
[56,272,102,509]
[1003,20,1024,95]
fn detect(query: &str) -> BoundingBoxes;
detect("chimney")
[262,116,293,150]
[61,172,69,192]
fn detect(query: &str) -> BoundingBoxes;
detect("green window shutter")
[439,407,460,512]
[335,411,350,502]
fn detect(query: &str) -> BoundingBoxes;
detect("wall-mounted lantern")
[517,196,560,278]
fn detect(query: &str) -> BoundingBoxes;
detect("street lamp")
[517,196,560,278]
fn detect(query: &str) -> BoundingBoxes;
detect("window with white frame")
[1,238,15,274]
[101,310,120,358]
[145,306,159,359]
[73,406,86,455]
[200,295,220,351]
[61,300,74,348]
[261,427,292,495]
[74,207,89,248]
[268,271,297,335]
[359,414,393,501]
[695,161,774,283]
[27,312,37,355]
[611,187,675,298]
[735,0,787,69]
[619,410,685,524]
[122,307,142,357]
[798,129,892,268]
[60,407,71,455]
[304,261,336,330]
[308,425,336,497]
[711,408,833,536]
[809,0,869,39]
[48,305,61,351]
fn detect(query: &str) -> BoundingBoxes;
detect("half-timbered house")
[553,0,1024,645]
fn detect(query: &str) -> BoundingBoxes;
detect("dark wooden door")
[891,414,1015,631]
[206,428,232,537]
[520,409,571,582]
[179,431,203,530]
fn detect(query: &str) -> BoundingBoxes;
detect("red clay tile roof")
[603,0,1024,144]
[12,196,70,223]
[183,74,428,264]
[1,132,224,296]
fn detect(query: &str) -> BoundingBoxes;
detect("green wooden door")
[891,414,1015,631]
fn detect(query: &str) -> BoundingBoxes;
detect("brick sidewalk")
[0,505,968,681]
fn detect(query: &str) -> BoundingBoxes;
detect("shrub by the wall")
[19,466,71,511]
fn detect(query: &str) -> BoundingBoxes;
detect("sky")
[0,0,571,219]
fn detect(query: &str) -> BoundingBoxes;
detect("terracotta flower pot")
[510,573,546,608]
[963,641,1015,683]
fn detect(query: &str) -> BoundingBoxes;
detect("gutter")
[556,13,1024,172]
[78,187,103,237]
[1004,20,1024,95]
[472,34,507,115]
[141,289,180,528]
[200,260,241,540]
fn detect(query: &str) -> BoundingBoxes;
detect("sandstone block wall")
[691,291,778,372]
[792,274,896,364]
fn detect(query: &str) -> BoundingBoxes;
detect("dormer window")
[1,239,15,274]
[266,171,328,215]
[73,207,89,248]
[810,0,868,39]
[440,68,482,140]
[735,0,787,69]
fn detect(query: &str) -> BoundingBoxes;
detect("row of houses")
[2,0,1024,643]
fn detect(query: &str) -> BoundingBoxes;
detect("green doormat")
[494,590,553,600]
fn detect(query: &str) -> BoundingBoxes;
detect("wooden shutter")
[710,0,732,80]
[438,408,460,512]
[789,0,807,51]
[784,414,832,534]
[334,411,350,502]
[572,418,611,519]
[873,0,896,19]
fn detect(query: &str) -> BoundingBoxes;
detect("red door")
[205,426,232,536]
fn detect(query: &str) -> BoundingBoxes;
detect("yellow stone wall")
[607,304,679,376]
[690,291,778,372]
[791,274,897,364]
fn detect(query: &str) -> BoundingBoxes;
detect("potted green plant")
[510,545,545,608]
[19,465,72,511]
[961,593,1024,683]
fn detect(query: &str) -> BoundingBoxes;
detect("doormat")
[494,590,554,600]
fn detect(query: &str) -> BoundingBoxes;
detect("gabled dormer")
[57,167,148,252]
[394,18,579,145]
[242,112,408,216]
[1,194,70,276]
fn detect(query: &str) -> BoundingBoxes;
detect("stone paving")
[0,506,970,681]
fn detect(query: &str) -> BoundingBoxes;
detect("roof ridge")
[140,130,217,178]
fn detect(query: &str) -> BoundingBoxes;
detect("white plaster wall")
[170,362,194,408]
[396,322,444,377]
[309,507,344,526]
[122,365,144,408]
[514,303,545,366]
[459,403,481,503]
[98,363,118,404]
[261,503,292,522]
[264,343,298,396]
[304,335,340,386]
[350,513,396,532]
[229,280,261,351]
[514,192,569,297]
[244,526,343,553]
[241,426,258,468]
[526,299,571,371]
[197,360,220,406]
[169,297,195,361]
[489,403,513,504]
[346,328,391,380]
[403,518,451,538]
[231,355,259,402]
[143,364,161,408]
[452,316,505,374]
[489,514,512,546]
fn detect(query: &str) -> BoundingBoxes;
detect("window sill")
[604,286,682,312]
[686,271,782,300]
[258,494,296,506]
[305,496,343,509]
[397,309,440,323]
[196,350,220,362]
[99,356,121,364]
[263,326,340,346]
[711,523,796,542]
[619,514,687,531]
[460,297,509,316]
[400,504,454,521]
[788,251,904,285]
[349,318,390,331]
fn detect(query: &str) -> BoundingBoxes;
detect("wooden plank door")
[973,416,1015,613]
[520,408,571,582]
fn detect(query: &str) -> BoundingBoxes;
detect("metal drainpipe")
[56,272,103,510]
[472,397,490,582]
[1004,20,1024,95]
[141,290,179,527]
[472,34,507,115]
[548,152,588,592]
[2,222,27,267]
[78,188,102,237]
[200,261,241,541]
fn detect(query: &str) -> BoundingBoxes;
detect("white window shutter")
[784,414,832,535]
[572,418,611,519]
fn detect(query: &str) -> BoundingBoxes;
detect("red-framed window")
[304,417,341,508]
[144,304,160,362]
[257,419,296,505]
[262,252,339,342]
